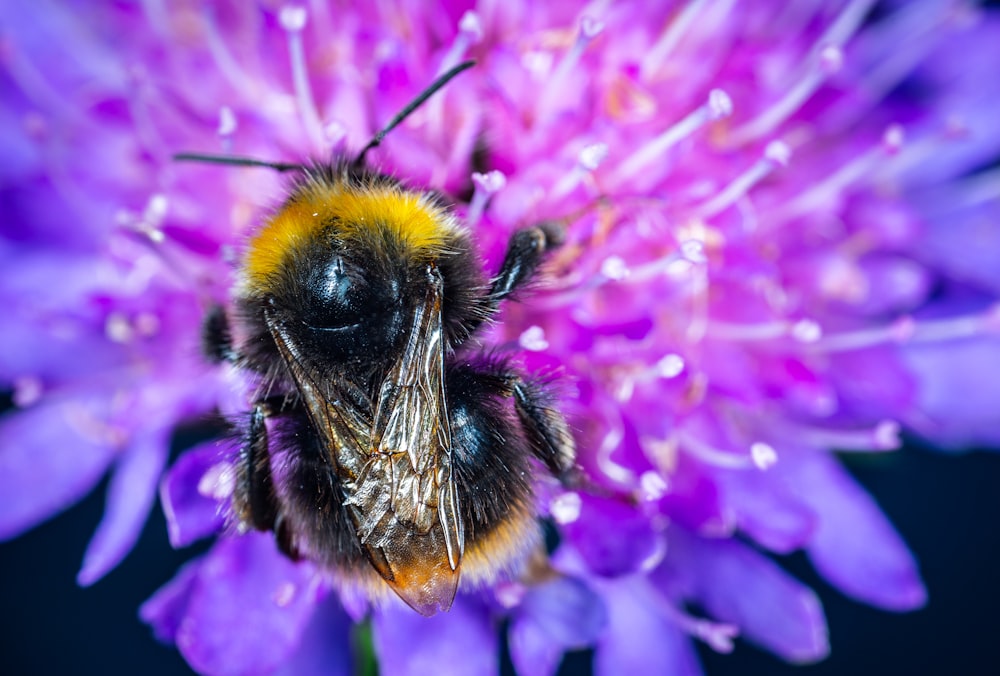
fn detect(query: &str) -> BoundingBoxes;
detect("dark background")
[1,442,998,675]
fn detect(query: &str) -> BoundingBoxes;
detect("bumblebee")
[186,63,576,616]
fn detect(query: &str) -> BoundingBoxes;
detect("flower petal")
[667,530,829,663]
[274,595,353,676]
[828,347,918,421]
[140,558,202,644]
[508,617,562,676]
[900,13,1000,185]
[372,595,498,676]
[562,494,665,577]
[719,470,817,554]
[509,576,607,676]
[161,440,231,548]
[913,201,1000,297]
[791,453,928,611]
[77,429,170,585]
[0,398,116,540]
[176,534,319,676]
[902,336,1000,448]
[593,577,702,676]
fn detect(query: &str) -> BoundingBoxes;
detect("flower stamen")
[596,407,635,485]
[197,462,236,500]
[13,376,43,408]
[809,304,1000,353]
[656,353,686,378]
[813,0,876,59]
[117,193,169,244]
[438,11,483,74]
[613,89,732,187]
[750,442,778,469]
[660,601,739,653]
[727,45,843,146]
[834,1,968,128]
[784,419,902,452]
[638,470,670,501]
[466,170,506,227]
[676,431,753,470]
[200,6,260,101]
[217,106,237,153]
[550,491,582,524]
[640,0,711,80]
[536,16,604,120]
[552,142,608,198]
[913,164,1000,217]
[494,581,527,608]
[696,140,790,219]
[280,5,325,150]
[707,317,822,343]
[727,0,872,145]
[518,325,549,351]
[769,125,902,226]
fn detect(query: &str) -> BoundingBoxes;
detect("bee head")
[238,173,470,378]
[267,235,410,369]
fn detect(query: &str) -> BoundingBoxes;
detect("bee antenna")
[173,152,305,173]
[352,60,476,170]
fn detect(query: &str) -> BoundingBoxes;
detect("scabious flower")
[2,0,999,673]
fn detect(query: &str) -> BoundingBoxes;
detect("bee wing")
[358,264,463,615]
[265,266,464,616]
[265,312,372,479]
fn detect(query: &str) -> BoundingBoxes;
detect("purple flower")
[3,1,1000,674]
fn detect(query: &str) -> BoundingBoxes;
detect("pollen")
[244,180,455,285]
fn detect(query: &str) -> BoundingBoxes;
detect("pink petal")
[593,577,702,676]
[903,337,1000,448]
[899,14,1000,185]
[509,576,607,676]
[669,529,829,663]
[791,453,928,611]
[562,493,665,577]
[140,558,202,644]
[176,533,319,676]
[912,201,1000,296]
[373,595,498,676]
[274,596,353,676]
[160,440,231,548]
[0,398,116,540]
[78,429,170,585]
[720,470,817,554]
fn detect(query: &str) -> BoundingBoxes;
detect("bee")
[181,62,576,616]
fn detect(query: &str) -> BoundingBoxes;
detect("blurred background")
[3,0,1000,668]
[2,437,998,675]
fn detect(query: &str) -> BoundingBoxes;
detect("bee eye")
[304,256,364,329]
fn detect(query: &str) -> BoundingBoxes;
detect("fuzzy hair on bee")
[183,62,577,616]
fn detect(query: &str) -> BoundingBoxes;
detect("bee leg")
[453,360,577,483]
[233,404,279,532]
[202,304,236,364]
[233,402,305,560]
[485,223,564,308]
[512,377,627,501]
[509,376,578,483]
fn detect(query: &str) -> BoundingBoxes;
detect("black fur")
[446,358,533,542]
[201,304,234,364]
[234,355,545,572]
[268,409,367,570]
[232,404,278,532]
[213,164,575,594]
